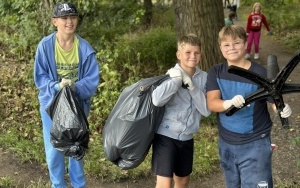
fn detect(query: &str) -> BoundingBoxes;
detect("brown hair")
[177,33,201,50]
[228,11,236,20]
[218,25,247,45]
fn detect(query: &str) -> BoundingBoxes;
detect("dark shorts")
[151,134,194,177]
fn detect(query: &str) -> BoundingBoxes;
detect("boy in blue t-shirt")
[206,25,291,188]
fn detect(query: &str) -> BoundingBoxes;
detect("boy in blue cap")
[34,2,99,187]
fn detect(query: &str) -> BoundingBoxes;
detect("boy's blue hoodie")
[34,32,99,116]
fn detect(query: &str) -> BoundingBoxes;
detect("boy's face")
[220,36,246,62]
[52,16,78,34]
[176,44,201,70]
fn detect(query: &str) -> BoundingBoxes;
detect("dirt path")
[1,9,300,188]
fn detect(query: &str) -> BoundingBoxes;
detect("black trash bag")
[103,75,169,170]
[46,86,89,161]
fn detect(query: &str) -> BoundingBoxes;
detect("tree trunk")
[143,0,153,28]
[173,0,224,71]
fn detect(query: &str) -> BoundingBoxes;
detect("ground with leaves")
[1,11,300,188]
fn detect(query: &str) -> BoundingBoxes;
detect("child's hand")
[280,104,292,118]
[59,78,72,89]
[182,74,194,90]
[273,103,292,118]
[267,31,273,36]
[167,68,182,80]
[223,95,245,110]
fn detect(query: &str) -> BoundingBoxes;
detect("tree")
[173,0,224,71]
[143,0,153,27]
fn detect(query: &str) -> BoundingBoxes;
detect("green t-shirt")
[224,18,234,26]
[55,36,79,82]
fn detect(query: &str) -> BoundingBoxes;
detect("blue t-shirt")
[206,61,272,144]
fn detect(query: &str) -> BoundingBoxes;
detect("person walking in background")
[229,0,240,20]
[225,11,236,26]
[206,25,292,188]
[151,34,211,188]
[34,2,99,188]
[245,2,272,60]
[224,0,230,8]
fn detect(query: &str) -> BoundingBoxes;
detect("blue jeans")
[40,107,86,188]
[219,136,273,188]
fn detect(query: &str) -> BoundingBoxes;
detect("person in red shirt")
[245,2,272,60]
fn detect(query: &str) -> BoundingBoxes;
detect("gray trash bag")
[46,86,89,161]
[103,75,169,170]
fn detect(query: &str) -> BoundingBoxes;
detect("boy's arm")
[182,73,211,117]
[189,88,211,117]
[73,54,100,100]
[208,90,246,112]
[152,78,182,107]
[207,90,226,112]
[207,90,245,113]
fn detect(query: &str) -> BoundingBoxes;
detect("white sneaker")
[245,53,251,59]
[254,53,259,59]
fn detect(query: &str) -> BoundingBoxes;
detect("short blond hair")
[218,25,247,45]
[177,33,201,50]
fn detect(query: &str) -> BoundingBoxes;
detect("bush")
[113,27,177,80]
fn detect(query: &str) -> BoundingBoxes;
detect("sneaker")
[245,53,251,59]
[254,53,259,59]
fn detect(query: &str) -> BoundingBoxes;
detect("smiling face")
[52,16,78,35]
[220,36,246,62]
[176,43,201,71]
[218,25,247,63]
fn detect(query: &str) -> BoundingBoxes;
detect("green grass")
[0,176,50,188]
[0,176,14,187]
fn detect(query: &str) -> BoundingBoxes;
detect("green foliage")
[0,176,14,187]
[0,1,48,61]
[0,0,145,61]
[113,27,177,79]
[151,2,174,28]
[0,63,44,163]
[0,176,50,188]
[75,0,145,51]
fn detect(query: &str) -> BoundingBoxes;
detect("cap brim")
[53,13,79,18]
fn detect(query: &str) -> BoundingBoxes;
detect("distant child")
[230,0,240,19]
[224,0,230,8]
[151,33,211,188]
[245,2,272,60]
[225,11,236,26]
[206,25,291,188]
